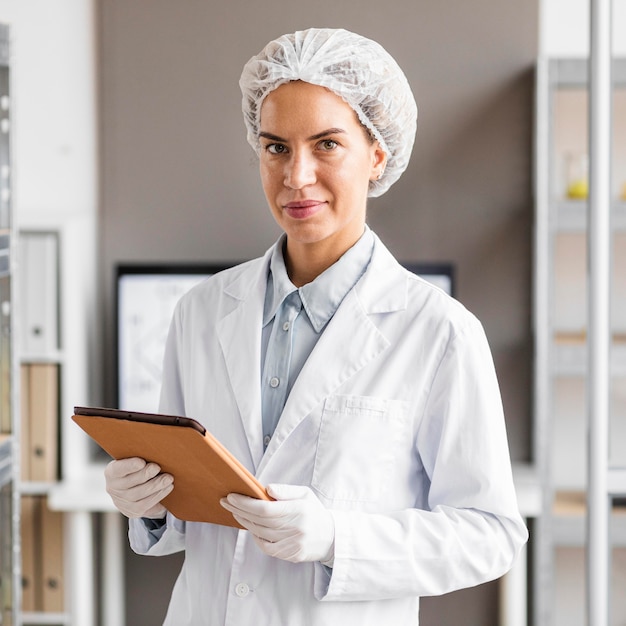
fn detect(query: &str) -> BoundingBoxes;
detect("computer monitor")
[115,264,232,412]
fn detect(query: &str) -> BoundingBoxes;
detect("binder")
[18,231,59,355]
[20,496,37,612]
[20,364,31,481]
[27,363,59,482]
[72,407,271,528]
[20,496,65,612]
[41,501,64,612]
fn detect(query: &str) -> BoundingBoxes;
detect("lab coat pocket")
[312,395,409,502]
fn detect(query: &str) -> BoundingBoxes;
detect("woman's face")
[259,80,386,263]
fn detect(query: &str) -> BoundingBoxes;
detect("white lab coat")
[130,232,528,625]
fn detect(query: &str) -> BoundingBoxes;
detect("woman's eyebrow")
[259,131,286,142]
[258,128,347,143]
[308,128,346,141]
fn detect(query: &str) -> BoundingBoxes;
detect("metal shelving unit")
[534,54,626,626]
[0,21,17,626]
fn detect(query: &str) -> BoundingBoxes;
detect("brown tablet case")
[72,407,270,527]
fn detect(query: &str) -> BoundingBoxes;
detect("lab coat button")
[269,376,280,388]
[235,582,250,597]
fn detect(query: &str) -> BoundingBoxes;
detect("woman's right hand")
[104,457,174,519]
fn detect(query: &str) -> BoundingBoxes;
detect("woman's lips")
[283,200,326,219]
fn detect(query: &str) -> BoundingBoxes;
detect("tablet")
[72,406,270,527]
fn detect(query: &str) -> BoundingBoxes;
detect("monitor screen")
[115,261,454,412]
[116,264,232,412]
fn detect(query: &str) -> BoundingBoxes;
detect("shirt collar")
[263,227,375,333]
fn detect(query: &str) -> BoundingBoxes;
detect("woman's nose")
[284,152,316,189]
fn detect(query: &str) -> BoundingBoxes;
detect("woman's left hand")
[221,484,335,565]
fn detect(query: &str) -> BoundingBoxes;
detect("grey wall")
[98,0,537,623]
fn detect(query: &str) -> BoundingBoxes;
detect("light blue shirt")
[260,228,375,449]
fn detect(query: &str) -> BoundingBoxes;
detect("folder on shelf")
[18,231,59,355]
[25,363,59,483]
[20,495,65,613]
[20,496,37,612]
[20,364,31,481]
[72,406,271,527]
[41,501,64,612]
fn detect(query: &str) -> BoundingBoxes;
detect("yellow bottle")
[567,179,589,200]
[564,152,588,200]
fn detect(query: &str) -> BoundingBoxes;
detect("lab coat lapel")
[216,254,271,471]
[281,288,389,426]
[257,234,408,470]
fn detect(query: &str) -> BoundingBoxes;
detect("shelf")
[552,199,626,232]
[0,433,11,487]
[18,481,58,496]
[552,491,626,547]
[552,333,626,376]
[549,57,626,89]
[609,468,626,497]
[19,351,65,365]
[20,611,70,625]
[48,465,117,512]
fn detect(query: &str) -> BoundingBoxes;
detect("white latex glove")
[104,457,174,519]
[220,484,335,564]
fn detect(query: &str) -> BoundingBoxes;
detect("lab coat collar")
[221,229,405,310]
[263,229,376,333]
[355,230,409,315]
[262,235,295,327]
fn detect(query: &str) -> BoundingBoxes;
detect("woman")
[105,27,527,625]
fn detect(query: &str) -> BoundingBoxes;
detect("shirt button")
[263,435,271,447]
[269,376,280,388]
[282,321,290,331]
[235,582,250,597]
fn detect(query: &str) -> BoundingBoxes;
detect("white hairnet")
[239,27,417,197]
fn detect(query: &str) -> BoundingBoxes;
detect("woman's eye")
[266,143,287,154]
[319,139,338,151]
